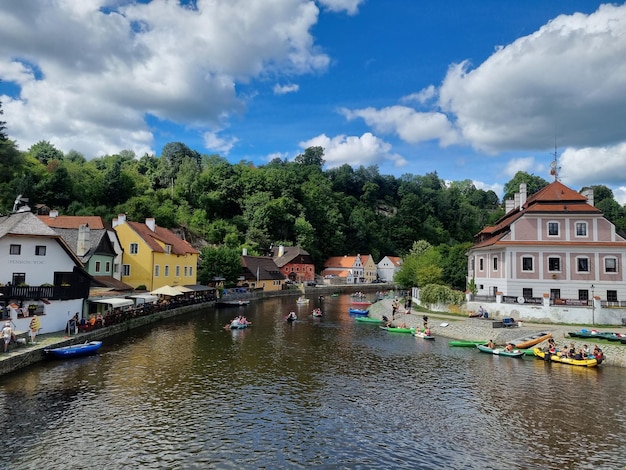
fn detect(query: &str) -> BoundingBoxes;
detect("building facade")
[112,215,199,290]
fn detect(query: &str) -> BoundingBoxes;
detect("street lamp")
[590,284,595,326]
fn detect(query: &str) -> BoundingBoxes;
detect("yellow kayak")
[532,348,598,367]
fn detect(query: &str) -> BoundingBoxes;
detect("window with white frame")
[105,261,111,272]
[607,290,618,302]
[189,266,193,277]
[547,221,559,236]
[493,257,498,271]
[165,244,172,255]
[155,265,160,277]
[164,265,169,277]
[521,256,534,271]
[95,261,101,273]
[130,243,138,254]
[575,222,588,237]
[576,257,589,272]
[548,257,561,272]
[605,257,617,273]
[479,258,484,271]
[122,265,130,276]
[176,265,180,277]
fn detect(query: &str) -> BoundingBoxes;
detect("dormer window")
[165,244,172,255]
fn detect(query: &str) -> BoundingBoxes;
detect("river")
[1,294,625,469]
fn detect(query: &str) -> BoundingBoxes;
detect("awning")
[184,284,217,292]
[150,285,184,296]
[174,285,193,293]
[127,294,159,304]
[90,298,134,308]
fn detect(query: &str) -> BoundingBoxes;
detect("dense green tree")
[27,141,64,165]
[198,245,242,285]
[502,171,549,202]
[294,146,325,167]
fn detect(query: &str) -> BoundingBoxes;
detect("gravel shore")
[368,298,626,368]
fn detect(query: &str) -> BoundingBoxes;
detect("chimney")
[514,192,520,210]
[145,218,156,232]
[112,214,126,228]
[582,188,594,207]
[505,199,515,214]
[519,183,527,208]
[49,210,58,218]
[278,245,285,257]
[77,224,90,257]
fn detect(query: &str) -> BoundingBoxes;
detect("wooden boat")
[354,316,384,324]
[510,331,552,349]
[380,326,414,334]
[448,340,486,347]
[413,330,435,340]
[476,343,524,357]
[349,308,369,315]
[45,341,102,359]
[532,348,598,367]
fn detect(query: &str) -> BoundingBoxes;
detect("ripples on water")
[1,296,625,469]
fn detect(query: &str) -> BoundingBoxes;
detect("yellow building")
[361,255,378,283]
[112,215,199,290]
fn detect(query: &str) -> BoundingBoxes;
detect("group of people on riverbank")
[544,338,604,362]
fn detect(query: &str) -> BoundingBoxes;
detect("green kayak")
[448,340,487,347]
[380,326,415,334]
[355,316,384,324]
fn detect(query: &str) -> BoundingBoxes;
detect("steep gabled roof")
[472,181,606,250]
[241,256,284,281]
[271,246,314,268]
[324,255,357,269]
[381,256,402,267]
[53,227,113,262]
[38,215,106,230]
[126,221,199,255]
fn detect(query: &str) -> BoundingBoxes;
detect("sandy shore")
[367,298,626,368]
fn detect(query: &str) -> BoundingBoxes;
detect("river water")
[1,294,625,469]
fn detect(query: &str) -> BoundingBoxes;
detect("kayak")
[413,330,435,340]
[532,348,598,367]
[380,326,415,334]
[510,332,552,349]
[354,316,384,324]
[476,344,524,357]
[349,308,369,315]
[45,341,102,359]
[448,340,487,347]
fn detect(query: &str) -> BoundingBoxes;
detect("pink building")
[467,181,626,306]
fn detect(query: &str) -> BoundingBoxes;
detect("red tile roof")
[126,221,198,255]
[38,215,105,229]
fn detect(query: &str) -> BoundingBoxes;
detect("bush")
[420,284,465,306]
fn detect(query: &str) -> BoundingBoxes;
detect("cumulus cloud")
[559,144,626,189]
[438,4,626,154]
[299,132,407,168]
[0,0,329,157]
[203,130,238,155]
[340,105,459,147]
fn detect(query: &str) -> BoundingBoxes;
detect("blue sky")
[2,1,626,201]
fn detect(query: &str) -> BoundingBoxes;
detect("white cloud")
[438,4,626,154]
[0,0,329,157]
[473,180,504,198]
[400,85,437,105]
[299,132,407,168]
[203,130,238,155]
[340,105,459,147]
[559,144,626,189]
[501,156,537,179]
[273,83,300,95]
[317,0,363,15]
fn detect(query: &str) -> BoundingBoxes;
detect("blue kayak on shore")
[45,341,102,359]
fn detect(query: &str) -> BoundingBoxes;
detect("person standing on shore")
[2,321,13,353]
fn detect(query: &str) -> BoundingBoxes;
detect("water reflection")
[1,295,625,469]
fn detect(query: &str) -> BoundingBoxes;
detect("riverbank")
[367,298,626,368]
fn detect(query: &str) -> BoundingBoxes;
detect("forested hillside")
[3,106,626,290]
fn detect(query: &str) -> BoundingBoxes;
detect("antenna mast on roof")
[549,145,560,182]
